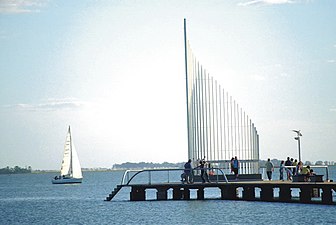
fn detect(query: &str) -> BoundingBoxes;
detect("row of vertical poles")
[184,19,259,174]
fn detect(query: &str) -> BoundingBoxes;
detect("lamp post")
[292,130,302,162]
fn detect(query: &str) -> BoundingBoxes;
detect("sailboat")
[52,126,83,184]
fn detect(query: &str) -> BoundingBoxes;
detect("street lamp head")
[294,137,299,140]
[292,130,302,136]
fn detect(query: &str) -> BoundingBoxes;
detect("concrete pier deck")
[106,180,336,205]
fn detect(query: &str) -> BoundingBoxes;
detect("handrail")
[260,165,330,181]
[120,167,228,186]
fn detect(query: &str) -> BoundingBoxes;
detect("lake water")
[0,167,336,225]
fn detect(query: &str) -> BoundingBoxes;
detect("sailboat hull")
[52,177,82,184]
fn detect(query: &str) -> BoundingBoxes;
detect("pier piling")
[260,186,274,201]
[321,187,333,205]
[130,186,146,201]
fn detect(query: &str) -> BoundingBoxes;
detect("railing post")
[127,172,129,184]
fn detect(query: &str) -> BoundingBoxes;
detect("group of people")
[265,157,316,181]
[181,156,240,184]
[230,156,239,179]
[54,175,65,180]
[182,157,317,183]
[181,158,212,184]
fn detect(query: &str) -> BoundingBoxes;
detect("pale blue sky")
[0,0,335,169]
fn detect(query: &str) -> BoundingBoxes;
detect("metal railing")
[261,165,330,180]
[120,167,228,186]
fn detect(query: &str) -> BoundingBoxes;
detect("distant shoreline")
[1,165,335,175]
[1,159,335,174]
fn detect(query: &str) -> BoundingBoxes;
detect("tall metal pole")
[205,71,209,159]
[298,137,301,161]
[193,57,200,162]
[298,137,301,162]
[293,130,302,162]
[184,19,191,160]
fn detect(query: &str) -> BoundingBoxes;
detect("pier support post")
[242,186,255,201]
[197,188,204,200]
[299,187,312,203]
[220,186,238,200]
[182,188,190,200]
[260,186,274,201]
[130,187,146,201]
[156,188,168,200]
[311,188,320,198]
[279,186,291,202]
[321,188,333,205]
[173,188,182,200]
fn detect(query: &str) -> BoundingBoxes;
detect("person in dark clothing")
[199,158,210,183]
[285,157,292,180]
[184,159,193,184]
[232,156,239,179]
[230,157,234,174]
[265,158,274,181]
[292,159,298,176]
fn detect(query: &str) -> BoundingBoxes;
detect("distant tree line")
[113,160,335,170]
[259,159,335,168]
[112,162,183,170]
[0,166,32,174]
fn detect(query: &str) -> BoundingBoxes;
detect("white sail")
[60,127,72,176]
[59,126,82,178]
[71,139,82,179]
[52,126,82,184]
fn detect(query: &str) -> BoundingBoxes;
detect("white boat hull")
[52,177,82,184]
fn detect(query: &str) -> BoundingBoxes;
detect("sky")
[0,0,335,170]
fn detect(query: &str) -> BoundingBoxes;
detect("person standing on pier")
[285,157,292,180]
[199,158,210,183]
[265,158,274,180]
[279,160,285,181]
[292,159,298,176]
[296,161,303,174]
[184,159,193,184]
[232,156,239,180]
[230,157,234,174]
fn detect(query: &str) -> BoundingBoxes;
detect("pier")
[105,168,336,205]
[105,21,336,206]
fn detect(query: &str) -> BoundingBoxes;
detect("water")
[0,168,336,225]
